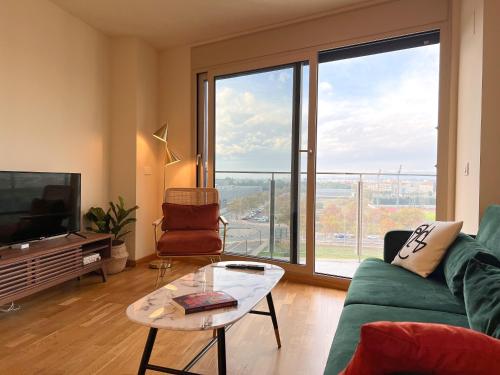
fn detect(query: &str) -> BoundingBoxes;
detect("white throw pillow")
[392,221,463,277]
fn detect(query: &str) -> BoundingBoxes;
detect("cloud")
[215,77,293,170]
[319,81,333,94]
[215,44,440,174]
[316,48,439,173]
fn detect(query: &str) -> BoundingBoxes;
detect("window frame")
[194,26,449,286]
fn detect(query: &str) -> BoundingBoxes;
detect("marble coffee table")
[127,261,285,375]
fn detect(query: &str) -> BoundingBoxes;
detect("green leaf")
[116,230,131,239]
[109,201,118,218]
[88,196,139,241]
[120,218,136,227]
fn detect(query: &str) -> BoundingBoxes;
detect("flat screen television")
[0,171,81,246]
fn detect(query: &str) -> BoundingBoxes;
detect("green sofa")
[324,206,500,374]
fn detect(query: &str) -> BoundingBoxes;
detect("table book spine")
[182,301,237,315]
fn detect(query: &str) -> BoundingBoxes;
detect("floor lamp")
[150,123,181,269]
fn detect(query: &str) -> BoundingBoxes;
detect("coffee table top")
[126,261,284,331]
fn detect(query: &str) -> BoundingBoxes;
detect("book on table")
[172,291,238,314]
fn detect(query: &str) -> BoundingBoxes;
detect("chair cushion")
[162,203,219,231]
[157,230,222,256]
[345,259,466,315]
[476,205,500,260]
[464,253,500,338]
[340,321,500,375]
[323,304,470,375]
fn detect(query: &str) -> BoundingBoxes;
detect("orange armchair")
[152,188,228,286]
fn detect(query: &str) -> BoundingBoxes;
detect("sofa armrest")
[383,230,412,263]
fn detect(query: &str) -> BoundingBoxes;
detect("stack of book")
[83,252,101,265]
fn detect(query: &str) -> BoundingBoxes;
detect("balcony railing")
[216,170,436,275]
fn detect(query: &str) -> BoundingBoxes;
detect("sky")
[215,43,440,175]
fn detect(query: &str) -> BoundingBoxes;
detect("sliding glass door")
[213,64,308,263]
[314,31,440,277]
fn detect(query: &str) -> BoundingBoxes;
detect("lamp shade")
[153,124,169,142]
[153,122,181,166]
[164,145,181,165]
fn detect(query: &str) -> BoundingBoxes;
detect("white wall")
[110,37,163,260]
[0,1,163,261]
[135,40,163,260]
[454,0,500,231]
[159,46,196,189]
[454,0,483,233]
[0,0,111,211]
[478,0,500,218]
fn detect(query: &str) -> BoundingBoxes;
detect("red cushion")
[341,321,500,375]
[162,203,219,231]
[157,230,222,256]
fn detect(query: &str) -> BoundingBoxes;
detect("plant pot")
[107,241,128,274]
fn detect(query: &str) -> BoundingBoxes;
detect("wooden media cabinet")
[0,233,112,306]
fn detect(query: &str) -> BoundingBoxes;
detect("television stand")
[66,232,88,239]
[0,233,112,307]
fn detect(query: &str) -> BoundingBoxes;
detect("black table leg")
[138,328,158,375]
[266,292,281,348]
[217,327,226,375]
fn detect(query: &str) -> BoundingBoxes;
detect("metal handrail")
[216,170,436,262]
[216,170,436,177]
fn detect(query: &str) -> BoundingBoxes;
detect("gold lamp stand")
[150,122,181,270]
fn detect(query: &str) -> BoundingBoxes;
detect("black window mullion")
[196,73,208,188]
[290,62,302,264]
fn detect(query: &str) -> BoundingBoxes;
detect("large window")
[197,30,442,278]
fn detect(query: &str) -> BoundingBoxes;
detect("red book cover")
[172,291,238,314]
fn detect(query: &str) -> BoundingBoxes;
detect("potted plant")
[85,196,139,274]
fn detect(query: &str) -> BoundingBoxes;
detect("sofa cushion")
[323,304,470,375]
[162,203,219,231]
[340,321,500,375]
[345,259,466,315]
[157,230,222,256]
[464,254,500,338]
[476,205,500,260]
[441,233,492,297]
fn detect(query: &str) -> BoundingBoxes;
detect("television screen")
[0,171,81,246]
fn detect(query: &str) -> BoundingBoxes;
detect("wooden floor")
[0,261,346,375]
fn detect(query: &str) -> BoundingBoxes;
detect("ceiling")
[51,0,370,49]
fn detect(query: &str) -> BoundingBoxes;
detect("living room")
[1,0,499,374]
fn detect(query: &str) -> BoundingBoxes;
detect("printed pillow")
[162,203,219,231]
[340,321,500,375]
[464,253,500,338]
[392,221,463,277]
